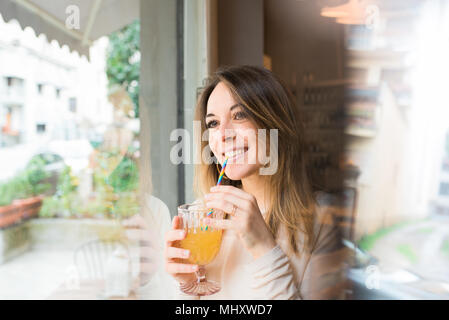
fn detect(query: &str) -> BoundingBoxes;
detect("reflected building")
[0,17,113,149]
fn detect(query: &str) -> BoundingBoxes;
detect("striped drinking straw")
[205,157,229,230]
[215,157,229,189]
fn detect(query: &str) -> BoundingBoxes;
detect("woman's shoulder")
[311,191,346,254]
[277,191,344,256]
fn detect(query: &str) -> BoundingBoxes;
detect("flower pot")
[13,196,44,220]
[0,203,23,229]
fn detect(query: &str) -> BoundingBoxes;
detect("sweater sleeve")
[244,199,350,300]
[244,245,300,300]
[299,218,350,300]
[299,199,350,300]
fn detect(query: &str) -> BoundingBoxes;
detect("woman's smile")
[222,146,249,163]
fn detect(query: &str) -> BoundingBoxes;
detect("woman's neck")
[241,172,268,213]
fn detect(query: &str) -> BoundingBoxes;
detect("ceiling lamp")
[321,2,351,18]
[321,0,368,25]
[336,15,365,25]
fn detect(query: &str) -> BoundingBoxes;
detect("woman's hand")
[204,185,276,259]
[164,216,199,285]
[122,214,159,288]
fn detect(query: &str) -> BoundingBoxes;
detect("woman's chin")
[225,164,260,181]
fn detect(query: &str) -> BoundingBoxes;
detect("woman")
[165,65,348,299]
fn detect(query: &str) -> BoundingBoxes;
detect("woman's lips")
[222,147,249,162]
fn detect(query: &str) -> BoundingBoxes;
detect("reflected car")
[31,153,66,196]
[46,139,93,175]
[0,149,65,196]
[344,239,449,299]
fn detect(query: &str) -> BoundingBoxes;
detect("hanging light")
[321,0,352,18]
[321,0,369,25]
[336,15,366,25]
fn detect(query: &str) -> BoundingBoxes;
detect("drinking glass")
[174,202,224,296]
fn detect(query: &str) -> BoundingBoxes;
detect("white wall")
[0,17,113,149]
[183,0,209,203]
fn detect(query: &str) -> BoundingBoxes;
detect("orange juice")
[174,227,222,265]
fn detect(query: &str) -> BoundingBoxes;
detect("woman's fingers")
[165,229,186,244]
[165,216,189,259]
[122,214,160,247]
[210,185,254,201]
[166,216,185,244]
[204,193,244,215]
[165,262,198,274]
[139,246,158,259]
[172,215,183,229]
[122,214,149,229]
[124,228,157,242]
[164,216,198,282]
[204,199,237,216]
[138,262,158,277]
[165,246,190,260]
[204,217,234,230]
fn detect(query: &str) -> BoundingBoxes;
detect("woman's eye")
[233,111,247,120]
[206,120,218,128]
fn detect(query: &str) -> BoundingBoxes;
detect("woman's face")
[206,81,264,180]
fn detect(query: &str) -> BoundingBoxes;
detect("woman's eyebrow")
[205,104,242,118]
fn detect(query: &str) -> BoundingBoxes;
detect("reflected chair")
[74,239,130,280]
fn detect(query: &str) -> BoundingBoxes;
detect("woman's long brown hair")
[194,65,316,254]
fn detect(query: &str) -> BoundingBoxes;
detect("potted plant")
[12,157,50,220]
[37,165,82,219]
[0,178,23,229]
[39,196,64,218]
[112,191,139,220]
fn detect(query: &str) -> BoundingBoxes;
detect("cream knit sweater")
[173,199,349,300]
[135,194,349,300]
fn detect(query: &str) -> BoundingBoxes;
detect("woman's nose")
[218,119,236,142]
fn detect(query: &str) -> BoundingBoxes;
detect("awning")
[0,0,139,57]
